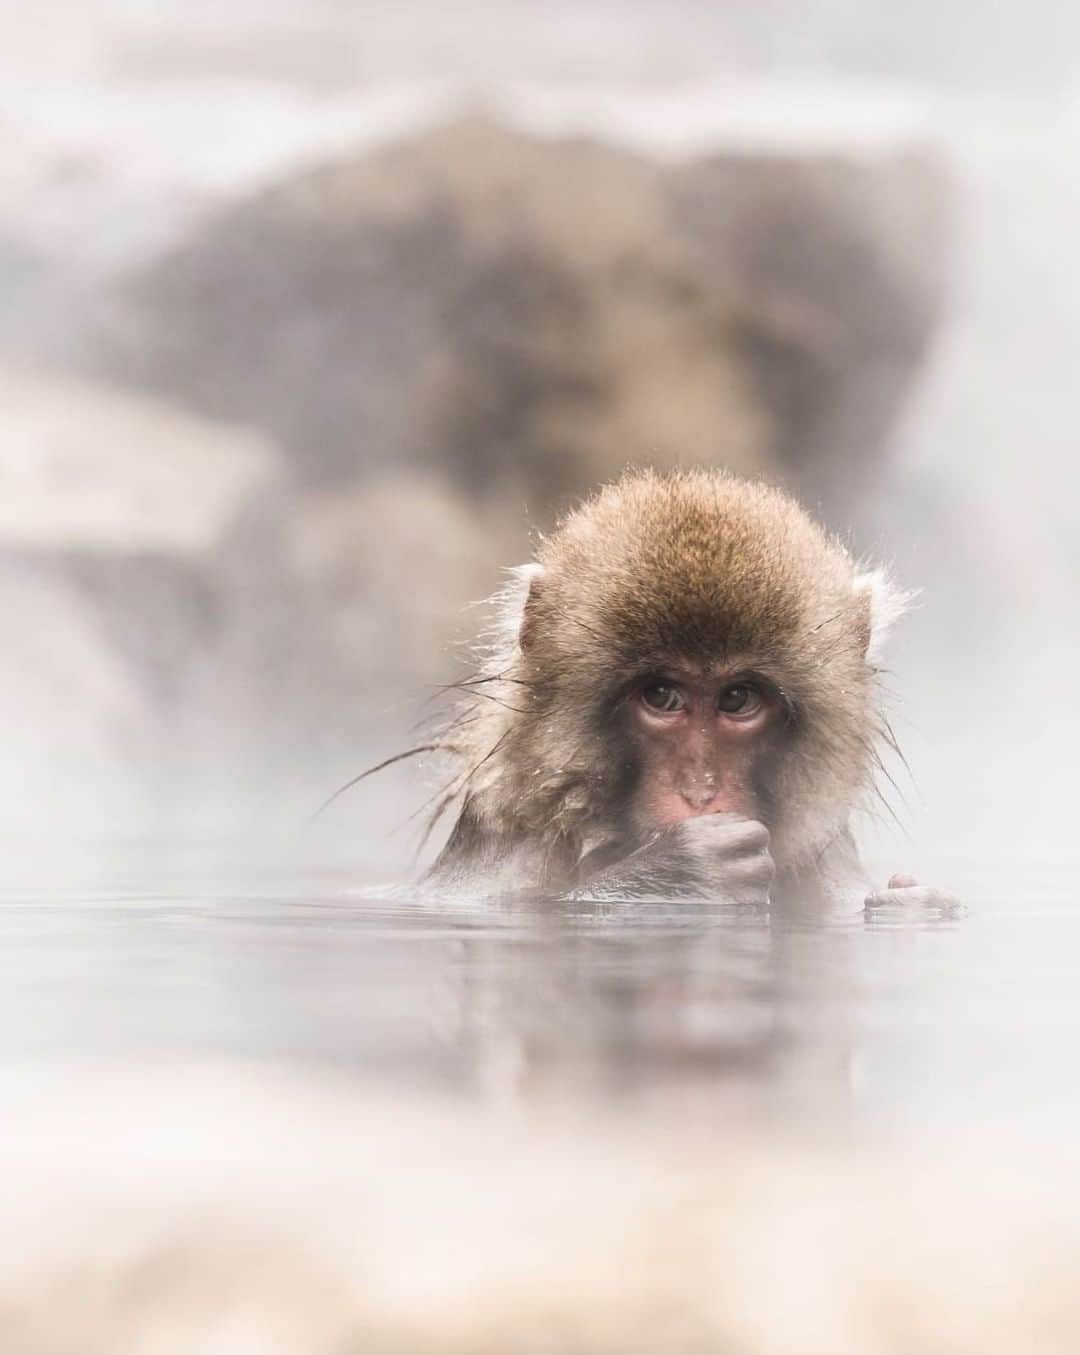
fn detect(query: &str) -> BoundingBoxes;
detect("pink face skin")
[625,664,784,829]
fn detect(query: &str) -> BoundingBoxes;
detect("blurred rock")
[0,367,270,554]
[0,232,41,298]
[105,115,949,522]
[285,472,520,693]
[0,1063,1078,1355]
[0,565,151,764]
[0,233,54,356]
[0,118,951,805]
[668,147,948,514]
[0,367,279,761]
[180,469,519,773]
[0,369,518,800]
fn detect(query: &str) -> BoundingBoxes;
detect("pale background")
[0,3,1073,883]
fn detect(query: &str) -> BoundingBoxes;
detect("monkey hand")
[864,873,964,917]
[575,814,775,905]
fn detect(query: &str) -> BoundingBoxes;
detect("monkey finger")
[864,884,964,916]
[685,815,770,855]
[724,850,776,884]
[713,855,775,909]
[730,821,771,857]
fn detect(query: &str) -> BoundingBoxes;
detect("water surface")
[1,842,1073,1141]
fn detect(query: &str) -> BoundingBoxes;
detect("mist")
[0,4,1077,1351]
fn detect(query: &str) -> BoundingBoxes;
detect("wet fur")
[426,469,904,901]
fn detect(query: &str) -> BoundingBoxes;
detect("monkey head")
[435,468,904,889]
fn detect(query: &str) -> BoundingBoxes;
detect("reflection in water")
[4,846,1080,1351]
[0,843,977,1135]
[7,840,1079,1141]
[455,896,854,1120]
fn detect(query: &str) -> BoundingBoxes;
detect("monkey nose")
[678,784,717,812]
[675,770,748,817]
[676,775,734,814]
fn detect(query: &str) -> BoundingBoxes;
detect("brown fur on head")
[432,468,903,885]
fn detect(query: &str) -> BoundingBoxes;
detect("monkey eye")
[716,683,763,717]
[640,681,687,714]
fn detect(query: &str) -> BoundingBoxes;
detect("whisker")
[308,744,446,823]
[440,683,530,715]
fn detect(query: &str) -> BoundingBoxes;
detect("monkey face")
[429,470,903,890]
[619,662,789,832]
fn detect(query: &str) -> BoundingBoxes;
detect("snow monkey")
[424,469,949,913]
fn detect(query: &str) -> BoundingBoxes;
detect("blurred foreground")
[0,850,1076,1351]
[4,1061,1080,1355]
[0,845,1067,1344]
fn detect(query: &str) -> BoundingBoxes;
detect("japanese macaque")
[424,469,945,913]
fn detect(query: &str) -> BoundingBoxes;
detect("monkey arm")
[769,829,870,916]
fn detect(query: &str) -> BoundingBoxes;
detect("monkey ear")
[505,562,545,653]
[853,568,910,665]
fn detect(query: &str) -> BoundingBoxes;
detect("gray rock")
[0,369,517,799]
[0,367,281,762]
[105,115,949,522]
[0,367,272,555]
